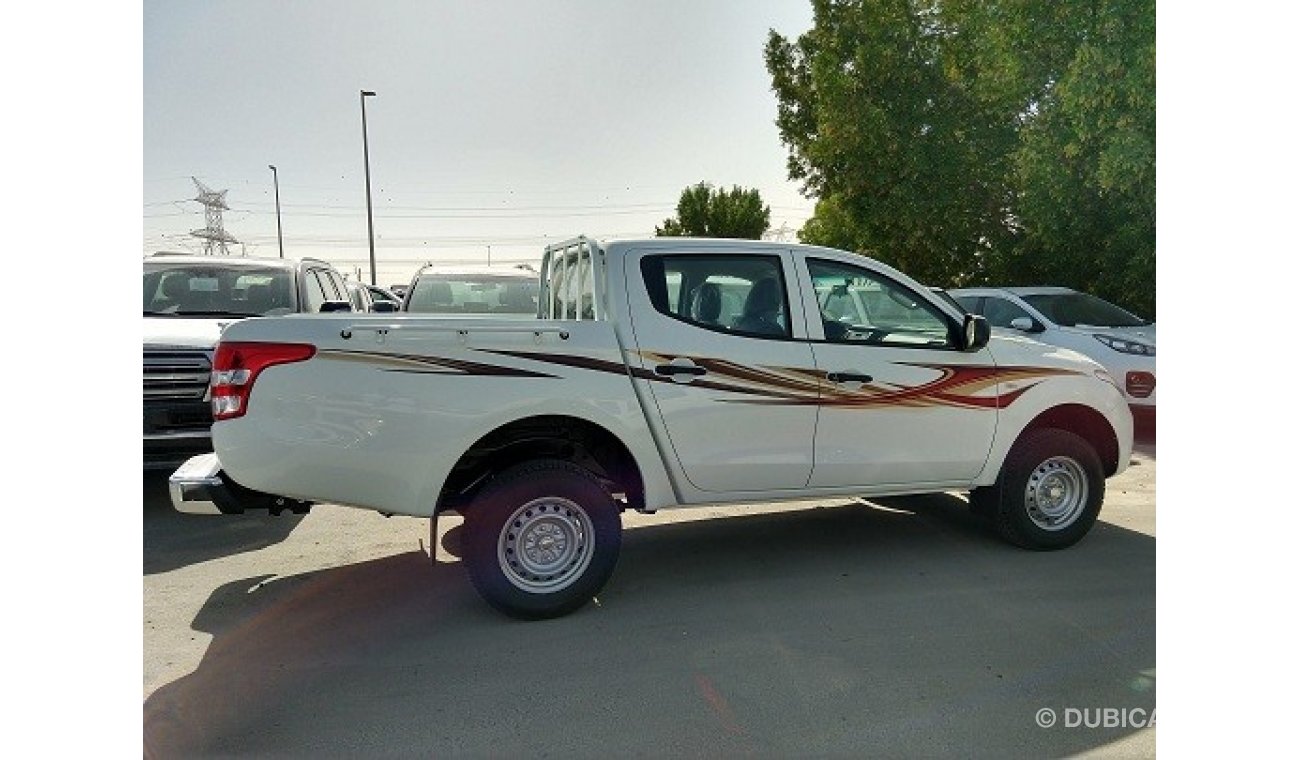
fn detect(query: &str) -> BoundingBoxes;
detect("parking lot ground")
[145,431,1154,757]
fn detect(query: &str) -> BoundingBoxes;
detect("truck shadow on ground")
[144,494,1154,758]
[144,473,305,575]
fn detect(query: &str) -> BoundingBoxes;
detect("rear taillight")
[211,342,316,420]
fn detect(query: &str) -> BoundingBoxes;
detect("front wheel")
[462,459,622,619]
[977,428,1105,550]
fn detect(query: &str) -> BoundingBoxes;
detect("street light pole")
[360,89,378,286]
[268,164,284,258]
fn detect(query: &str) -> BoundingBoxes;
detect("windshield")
[406,274,538,316]
[931,288,964,313]
[1022,292,1148,328]
[143,263,296,316]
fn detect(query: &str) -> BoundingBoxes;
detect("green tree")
[765,0,1020,285]
[1002,1,1156,316]
[766,0,1155,315]
[656,182,772,239]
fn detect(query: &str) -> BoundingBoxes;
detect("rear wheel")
[462,459,622,619]
[986,428,1105,550]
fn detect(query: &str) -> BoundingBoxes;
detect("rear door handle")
[655,363,708,377]
[826,371,873,384]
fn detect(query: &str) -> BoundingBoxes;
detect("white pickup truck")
[171,237,1132,618]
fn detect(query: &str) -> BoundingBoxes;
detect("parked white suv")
[402,264,540,317]
[949,287,1154,415]
[143,253,356,470]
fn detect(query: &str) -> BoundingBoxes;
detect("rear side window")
[641,254,790,339]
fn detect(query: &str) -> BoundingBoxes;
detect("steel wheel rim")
[1024,456,1089,531]
[497,497,594,593]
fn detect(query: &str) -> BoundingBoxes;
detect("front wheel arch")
[1016,404,1121,476]
[976,427,1105,550]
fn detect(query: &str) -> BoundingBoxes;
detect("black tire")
[462,459,622,619]
[989,428,1105,550]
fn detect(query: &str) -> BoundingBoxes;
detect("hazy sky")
[144,0,817,286]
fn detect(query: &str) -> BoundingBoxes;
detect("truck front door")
[624,249,818,493]
[801,256,998,487]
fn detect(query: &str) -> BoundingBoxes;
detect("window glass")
[665,270,683,313]
[1022,292,1148,327]
[406,274,538,316]
[142,263,295,316]
[983,296,1034,328]
[808,259,952,348]
[953,295,982,314]
[931,288,965,313]
[303,270,329,313]
[641,255,789,338]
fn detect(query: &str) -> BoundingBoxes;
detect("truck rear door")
[622,247,818,493]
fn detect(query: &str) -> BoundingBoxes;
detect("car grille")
[144,349,212,401]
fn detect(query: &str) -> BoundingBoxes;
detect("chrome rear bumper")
[169,453,312,516]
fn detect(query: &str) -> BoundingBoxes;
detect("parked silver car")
[950,286,1155,415]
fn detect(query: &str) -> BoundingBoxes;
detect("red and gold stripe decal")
[325,347,1079,411]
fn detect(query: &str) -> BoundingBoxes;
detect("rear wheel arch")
[437,414,645,515]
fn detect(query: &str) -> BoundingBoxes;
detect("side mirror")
[1010,316,1044,333]
[962,314,991,352]
[370,300,399,313]
[319,300,353,313]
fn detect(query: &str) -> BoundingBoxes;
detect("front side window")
[641,254,789,338]
[808,259,952,348]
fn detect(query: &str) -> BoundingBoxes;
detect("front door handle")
[826,371,873,384]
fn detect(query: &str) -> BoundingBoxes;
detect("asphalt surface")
[144,430,1155,758]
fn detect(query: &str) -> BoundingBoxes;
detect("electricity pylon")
[190,177,239,256]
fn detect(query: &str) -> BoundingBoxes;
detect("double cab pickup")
[172,237,1132,618]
